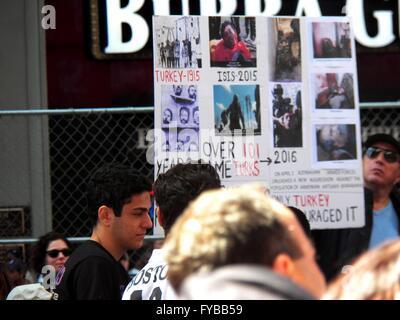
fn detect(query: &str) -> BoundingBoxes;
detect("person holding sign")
[313,133,400,281]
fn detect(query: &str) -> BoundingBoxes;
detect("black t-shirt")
[54,240,129,300]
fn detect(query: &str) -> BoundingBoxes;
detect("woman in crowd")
[31,232,72,282]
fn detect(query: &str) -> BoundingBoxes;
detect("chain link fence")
[1,105,400,268]
[49,109,154,237]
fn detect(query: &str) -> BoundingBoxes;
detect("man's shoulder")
[122,249,172,300]
[64,241,116,271]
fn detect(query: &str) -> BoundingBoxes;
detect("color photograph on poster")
[313,72,355,109]
[269,17,301,82]
[209,16,257,68]
[154,16,201,69]
[271,83,302,148]
[312,21,352,59]
[315,124,357,161]
[214,84,261,136]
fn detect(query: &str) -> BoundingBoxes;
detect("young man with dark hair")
[122,163,221,300]
[55,164,153,300]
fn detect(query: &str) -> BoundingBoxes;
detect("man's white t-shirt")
[122,249,178,300]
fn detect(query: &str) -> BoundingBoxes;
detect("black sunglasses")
[46,248,71,258]
[365,147,400,163]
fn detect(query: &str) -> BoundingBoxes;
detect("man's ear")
[157,207,165,228]
[98,205,113,227]
[271,253,295,278]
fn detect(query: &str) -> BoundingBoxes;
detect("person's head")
[154,163,221,235]
[363,133,400,192]
[188,85,197,100]
[164,185,326,298]
[4,258,27,288]
[87,164,153,250]
[31,232,72,275]
[173,85,182,96]
[179,107,190,124]
[193,106,199,125]
[163,108,173,124]
[323,239,400,300]
[220,21,237,49]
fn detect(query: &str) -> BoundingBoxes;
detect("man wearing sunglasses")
[313,133,400,281]
[54,164,153,300]
[363,133,400,248]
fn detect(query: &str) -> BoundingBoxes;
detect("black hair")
[220,21,236,38]
[288,206,312,239]
[154,163,221,235]
[31,231,72,275]
[87,163,152,227]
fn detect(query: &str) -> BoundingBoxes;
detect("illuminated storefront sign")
[90,0,399,59]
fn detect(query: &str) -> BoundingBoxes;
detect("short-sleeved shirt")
[122,249,177,300]
[54,240,129,300]
[369,201,399,249]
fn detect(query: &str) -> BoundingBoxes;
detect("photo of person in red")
[210,18,256,68]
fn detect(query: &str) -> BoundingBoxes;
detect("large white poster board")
[152,16,364,234]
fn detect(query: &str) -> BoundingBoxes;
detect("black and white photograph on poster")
[269,18,301,82]
[209,16,257,68]
[154,16,201,69]
[315,124,357,161]
[162,128,199,152]
[178,128,199,152]
[161,84,199,129]
[313,72,355,109]
[312,21,352,59]
[271,83,302,148]
[214,84,261,136]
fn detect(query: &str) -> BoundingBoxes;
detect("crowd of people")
[1,132,400,300]
[159,38,196,69]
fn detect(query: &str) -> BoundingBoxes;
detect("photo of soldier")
[315,124,357,161]
[312,22,352,59]
[271,83,302,148]
[154,16,202,69]
[314,73,355,109]
[214,84,261,136]
[209,16,257,68]
[269,18,301,82]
